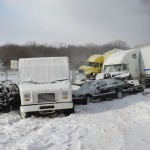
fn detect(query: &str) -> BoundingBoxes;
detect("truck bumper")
[129,84,145,92]
[20,102,74,113]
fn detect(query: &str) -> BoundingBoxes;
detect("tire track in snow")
[65,126,88,150]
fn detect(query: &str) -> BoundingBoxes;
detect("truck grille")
[38,93,55,103]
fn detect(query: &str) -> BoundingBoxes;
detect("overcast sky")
[0,0,150,47]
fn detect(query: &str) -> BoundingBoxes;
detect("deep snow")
[0,89,150,150]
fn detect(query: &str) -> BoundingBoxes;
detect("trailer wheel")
[116,91,123,99]
[20,109,31,119]
[64,107,74,116]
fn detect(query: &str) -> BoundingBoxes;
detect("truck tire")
[20,109,31,119]
[64,107,74,116]
[116,91,123,99]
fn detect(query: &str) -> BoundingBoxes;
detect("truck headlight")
[62,91,69,99]
[24,93,30,101]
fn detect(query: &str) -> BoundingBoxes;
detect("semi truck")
[73,49,123,85]
[103,48,123,62]
[19,57,74,118]
[79,54,104,77]
[78,49,123,78]
[96,44,150,89]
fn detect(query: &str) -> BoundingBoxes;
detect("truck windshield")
[84,61,96,67]
[104,64,122,72]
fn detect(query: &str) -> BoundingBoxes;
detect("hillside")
[0,89,150,150]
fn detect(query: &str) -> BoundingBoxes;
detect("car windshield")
[104,79,116,85]
[80,82,94,90]
[84,61,96,67]
[104,64,122,72]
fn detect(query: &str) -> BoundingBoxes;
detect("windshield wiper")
[50,79,68,83]
[22,81,41,84]
[22,79,68,84]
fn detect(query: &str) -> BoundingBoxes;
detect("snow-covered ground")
[0,89,150,150]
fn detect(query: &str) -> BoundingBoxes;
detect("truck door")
[95,63,100,73]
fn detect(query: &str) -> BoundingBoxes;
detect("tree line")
[0,40,130,70]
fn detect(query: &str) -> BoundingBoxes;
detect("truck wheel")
[116,91,123,99]
[64,107,74,116]
[84,96,93,105]
[20,109,31,119]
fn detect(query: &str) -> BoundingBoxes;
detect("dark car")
[72,79,130,105]
[0,81,20,112]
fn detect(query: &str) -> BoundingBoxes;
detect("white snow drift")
[0,89,150,150]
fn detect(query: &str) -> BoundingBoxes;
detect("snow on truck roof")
[103,48,123,55]
[19,57,70,83]
[88,54,104,62]
[104,49,139,65]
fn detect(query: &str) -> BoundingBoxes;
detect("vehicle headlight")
[62,91,69,99]
[24,93,30,101]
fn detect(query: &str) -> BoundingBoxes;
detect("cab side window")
[132,54,137,59]
[123,64,129,71]
[95,63,99,68]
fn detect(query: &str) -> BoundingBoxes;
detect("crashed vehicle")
[72,79,130,105]
[19,57,74,118]
[0,81,20,112]
[72,73,87,85]
[96,72,145,93]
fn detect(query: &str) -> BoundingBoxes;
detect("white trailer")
[138,44,150,86]
[139,44,150,77]
[19,57,74,118]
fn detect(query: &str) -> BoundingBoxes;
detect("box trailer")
[19,57,74,118]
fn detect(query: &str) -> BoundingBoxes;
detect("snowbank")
[0,90,150,150]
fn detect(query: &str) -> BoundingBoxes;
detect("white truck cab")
[19,57,74,118]
[103,49,140,78]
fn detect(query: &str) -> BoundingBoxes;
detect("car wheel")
[84,96,93,105]
[20,109,31,119]
[64,107,75,116]
[116,91,123,99]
